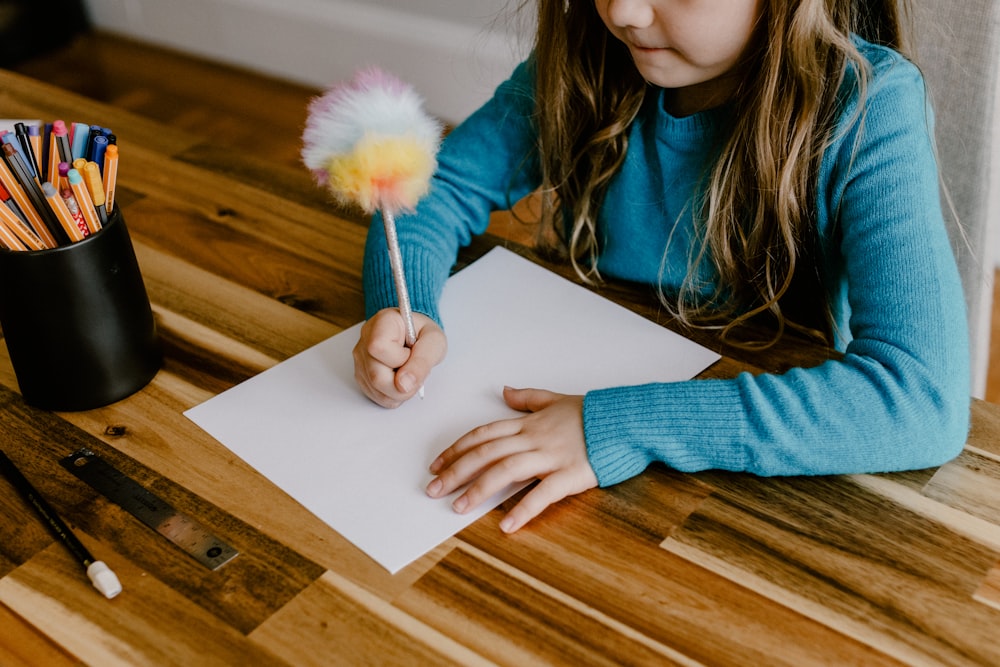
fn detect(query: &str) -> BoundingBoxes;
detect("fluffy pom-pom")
[302,67,442,213]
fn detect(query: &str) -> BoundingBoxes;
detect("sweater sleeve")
[583,52,971,485]
[363,60,541,325]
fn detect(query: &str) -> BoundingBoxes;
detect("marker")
[0,450,122,599]
[43,181,86,242]
[68,168,102,234]
[82,161,108,224]
[103,144,118,214]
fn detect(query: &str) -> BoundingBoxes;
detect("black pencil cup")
[0,209,161,410]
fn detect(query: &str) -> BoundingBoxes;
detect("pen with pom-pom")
[302,67,442,397]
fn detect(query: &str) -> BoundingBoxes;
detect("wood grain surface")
[2,50,999,666]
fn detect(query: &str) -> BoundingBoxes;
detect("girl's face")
[594,0,763,114]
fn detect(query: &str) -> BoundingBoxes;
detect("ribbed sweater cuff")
[583,380,748,486]
[363,237,450,326]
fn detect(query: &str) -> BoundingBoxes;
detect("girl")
[353,0,970,533]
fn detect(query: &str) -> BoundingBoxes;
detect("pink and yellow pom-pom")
[302,67,441,214]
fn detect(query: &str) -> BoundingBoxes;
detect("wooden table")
[1,69,998,667]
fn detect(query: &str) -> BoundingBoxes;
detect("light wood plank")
[249,568,492,667]
[0,544,288,667]
[922,449,1000,527]
[975,562,1000,611]
[0,600,82,667]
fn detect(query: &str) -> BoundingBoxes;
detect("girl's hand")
[353,308,447,408]
[426,386,598,533]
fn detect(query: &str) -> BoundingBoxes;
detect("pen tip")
[87,561,123,599]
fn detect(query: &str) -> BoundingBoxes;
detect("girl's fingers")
[362,310,410,367]
[427,428,530,499]
[425,390,593,531]
[429,418,523,475]
[396,320,447,394]
[445,448,550,514]
[498,469,586,533]
[353,310,446,406]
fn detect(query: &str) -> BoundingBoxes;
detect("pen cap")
[0,209,161,410]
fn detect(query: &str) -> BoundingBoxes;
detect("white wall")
[80,0,531,124]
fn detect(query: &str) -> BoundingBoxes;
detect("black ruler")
[60,448,238,570]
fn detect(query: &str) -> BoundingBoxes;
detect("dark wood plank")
[0,385,325,635]
[666,471,1000,665]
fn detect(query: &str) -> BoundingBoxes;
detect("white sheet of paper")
[185,247,720,573]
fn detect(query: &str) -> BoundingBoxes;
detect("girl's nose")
[605,0,656,29]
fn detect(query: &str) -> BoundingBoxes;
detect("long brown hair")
[528,0,913,347]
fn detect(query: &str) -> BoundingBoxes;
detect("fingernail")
[429,457,442,474]
[398,372,416,393]
[426,479,442,497]
[499,516,515,533]
[452,496,468,513]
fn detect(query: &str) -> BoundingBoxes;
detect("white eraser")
[87,561,123,599]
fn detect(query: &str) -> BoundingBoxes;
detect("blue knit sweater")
[363,38,970,485]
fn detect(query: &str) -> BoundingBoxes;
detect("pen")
[58,161,71,192]
[0,217,27,250]
[52,120,73,164]
[0,193,46,250]
[0,197,30,249]
[28,123,42,176]
[46,123,60,185]
[82,161,108,225]
[70,121,90,161]
[14,123,38,179]
[0,450,122,599]
[0,153,57,248]
[2,143,67,246]
[85,125,102,161]
[43,181,87,242]
[382,208,424,398]
[0,180,28,223]
[103,144,118,214]
[60,187,90,237]
[68,168,102,234]
[90,135,108,172]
